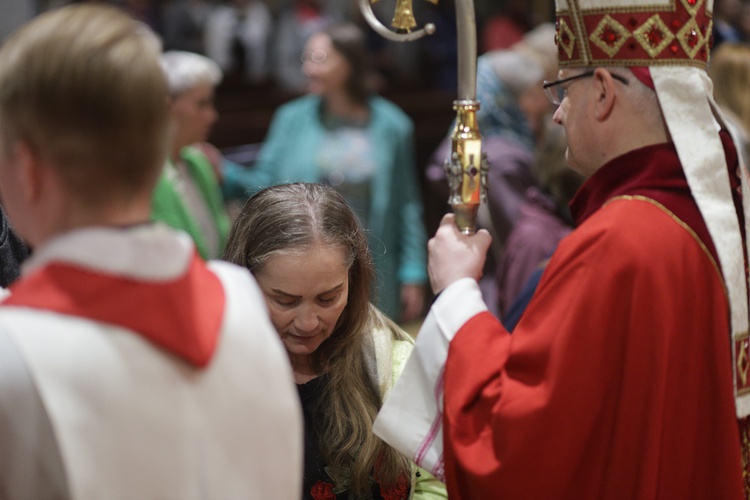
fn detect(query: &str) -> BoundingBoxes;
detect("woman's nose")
[294,305,320,333]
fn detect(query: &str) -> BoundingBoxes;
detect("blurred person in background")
[153,50,231,260]
[480,0,530,53]
[738,2,750,41]
[204,0,273,83]
[496,119,584,326]
[712,0,746,47]
[161,0,213,54]
[270,0,338,94]
[708,41,750,168]
[227,22,428,324]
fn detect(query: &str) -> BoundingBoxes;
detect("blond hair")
[0,4,169,204]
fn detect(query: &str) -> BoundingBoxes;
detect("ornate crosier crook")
[358,0,488,234]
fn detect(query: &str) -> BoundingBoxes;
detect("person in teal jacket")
[223,183,446,499]
[224,22,428,322]
[153,51,230,260]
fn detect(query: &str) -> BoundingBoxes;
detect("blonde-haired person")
[0,5,302,498]
[224,182,446,500]
[709,41,750,168]
[153,50,231,260]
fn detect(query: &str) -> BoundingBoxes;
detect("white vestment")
[0,224,302,499]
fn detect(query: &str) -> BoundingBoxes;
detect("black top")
[297,375,391,500]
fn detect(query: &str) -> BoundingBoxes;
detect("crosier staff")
[358,0,488,234]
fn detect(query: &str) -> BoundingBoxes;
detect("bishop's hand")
[427,213,491,295]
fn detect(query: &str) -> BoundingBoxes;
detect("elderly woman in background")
[153,50,231,260]
[225,22,428,324]
[223,183,446,500]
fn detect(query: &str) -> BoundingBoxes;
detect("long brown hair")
[223,183,409,495]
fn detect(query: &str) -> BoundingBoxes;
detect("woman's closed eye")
[274,296,300,308]
[269,294,338,308]
[317,294,338,306]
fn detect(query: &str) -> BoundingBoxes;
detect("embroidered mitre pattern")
[555,0,713,68]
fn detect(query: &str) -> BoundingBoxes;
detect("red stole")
[3,254,225,367]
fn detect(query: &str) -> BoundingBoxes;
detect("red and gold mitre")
[555,0,713,69]
[556,0,750,421]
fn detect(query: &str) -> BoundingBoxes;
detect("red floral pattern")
[379,473,410,500]
[310,480,336,500]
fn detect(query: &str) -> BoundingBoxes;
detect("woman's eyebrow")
[270,283,344,298]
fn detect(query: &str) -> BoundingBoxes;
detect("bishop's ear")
[592,68,618,121]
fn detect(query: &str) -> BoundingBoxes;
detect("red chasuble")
[443,136,747,498]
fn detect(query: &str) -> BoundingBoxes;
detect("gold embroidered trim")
[590,15,632,58]
[571,0,676,16]
[558,18,577,59]
[737,331,750,394]
[740,416,750,496]
[556,0,711,67]
[679,0,703,18]
[633,14,676,58]
[559,58,707,68]
[676,17,706,59]
[568,0,593,65]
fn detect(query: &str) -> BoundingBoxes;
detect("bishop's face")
[551,69,599,177]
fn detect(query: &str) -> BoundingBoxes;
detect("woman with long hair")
[224,183,446,500]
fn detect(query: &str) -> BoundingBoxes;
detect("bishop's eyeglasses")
[543,70,630,105]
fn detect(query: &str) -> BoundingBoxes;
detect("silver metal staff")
[358,0,487,234]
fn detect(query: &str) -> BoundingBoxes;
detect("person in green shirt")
[152,50,230,260]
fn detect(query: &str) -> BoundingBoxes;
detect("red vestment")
[443,138,747,498]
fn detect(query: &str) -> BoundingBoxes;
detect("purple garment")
[496,186,573,316]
